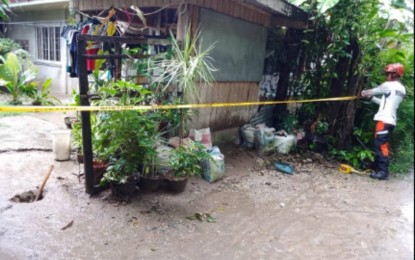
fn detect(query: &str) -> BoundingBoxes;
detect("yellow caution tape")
[0,96,359,113]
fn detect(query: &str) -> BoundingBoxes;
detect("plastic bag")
[241,124,256,148]
[168,137,194,148]
[189,128,212,150]
[274,135,296,154]
[254,126,275,153]
[202,146,225,183]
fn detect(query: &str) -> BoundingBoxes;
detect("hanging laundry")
[61,25,80,78]
[81,19,101,73]
[99,8,117,35]
[106,18,117,37]
[100,16,119,79]
[68,31,79,77]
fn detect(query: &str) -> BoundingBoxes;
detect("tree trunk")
[275,60,290,119]
[274,29,303,127]
[327,53,351,135]
[333,40,362,149]
[335,79,361,149]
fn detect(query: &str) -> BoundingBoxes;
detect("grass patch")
[390,136,414,174]
[0,112,24,117]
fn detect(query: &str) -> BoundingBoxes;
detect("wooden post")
[77,35,94,195]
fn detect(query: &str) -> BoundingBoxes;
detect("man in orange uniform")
[361,63,406,180]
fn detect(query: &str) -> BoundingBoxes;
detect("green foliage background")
[287,0,414,173]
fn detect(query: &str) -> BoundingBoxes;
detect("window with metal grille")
[36,26,61,62]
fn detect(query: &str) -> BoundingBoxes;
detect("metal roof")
[247,0,307,20]
[8,0,69,12]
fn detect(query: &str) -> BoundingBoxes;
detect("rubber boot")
[370,171,389,180]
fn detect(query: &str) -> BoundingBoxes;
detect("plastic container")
[275,161,294,175]
[156,146,173,174]
[52,130,72,161]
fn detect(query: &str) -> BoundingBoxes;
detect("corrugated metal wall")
[192,82,259,131]
[249,105,275,127]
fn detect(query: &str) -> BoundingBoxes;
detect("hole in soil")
[9,190,44,203]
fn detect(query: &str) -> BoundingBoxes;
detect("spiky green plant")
[0,0,10,20]
[155,26,216,102]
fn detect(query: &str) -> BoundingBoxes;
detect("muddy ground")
[0,109,413,260]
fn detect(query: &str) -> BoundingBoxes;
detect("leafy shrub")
[329,146,375,170]
[0,38,20,57]
[389,97,414,173]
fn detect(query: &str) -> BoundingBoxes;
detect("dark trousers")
[374,121,395,174]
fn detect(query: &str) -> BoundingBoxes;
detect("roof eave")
[9,0,69,12]
[244,0,308,29]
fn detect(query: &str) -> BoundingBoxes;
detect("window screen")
[36,26,61,62]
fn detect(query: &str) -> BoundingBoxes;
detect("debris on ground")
[186,212,217,223]
[61,220,74,231]
[0,205,13,213]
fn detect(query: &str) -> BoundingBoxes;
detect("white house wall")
[5,8,73,95]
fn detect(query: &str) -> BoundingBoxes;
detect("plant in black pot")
[138,160,164,193]
[167,141,212,193]
[96,80,157,196]
[103,158,139,196]
[136,136,165,193]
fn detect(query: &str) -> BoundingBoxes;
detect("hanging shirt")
[81,23,100,50]
[81,23,100,72]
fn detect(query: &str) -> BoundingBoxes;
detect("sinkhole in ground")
[9,190,44,203]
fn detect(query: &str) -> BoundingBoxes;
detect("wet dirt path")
[0,114,413,259]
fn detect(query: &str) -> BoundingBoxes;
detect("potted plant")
[138,159,164,192]
[155,26,216,102]
[134,50,150,85]
[138,142,174,192]
[154,25,216,139]
[95,80,158,196]
[167,141,212,193]
[71,113,110,188]
[136,123,165,193]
